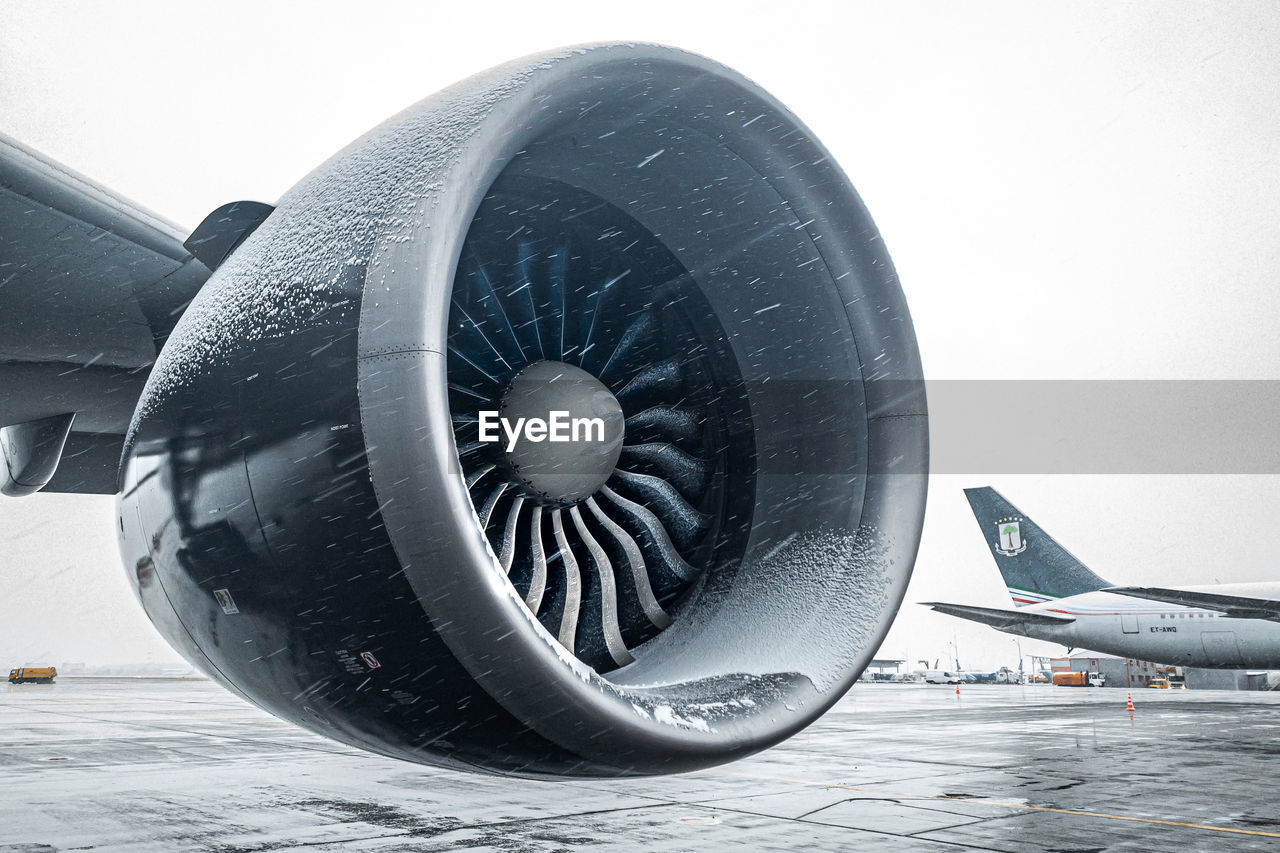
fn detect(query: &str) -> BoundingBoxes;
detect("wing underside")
[0,133,210,493]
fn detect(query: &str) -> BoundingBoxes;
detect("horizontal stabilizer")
[1108,586,1280,622]
[922,601,1076,629]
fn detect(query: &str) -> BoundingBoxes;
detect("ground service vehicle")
[8,667,56,684]
[920,670,962,684]
[1052,672,1105,687]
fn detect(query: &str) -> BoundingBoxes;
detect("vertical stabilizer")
[963,487,1111,605]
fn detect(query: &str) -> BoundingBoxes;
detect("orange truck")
[1052,671,1105,687]
[7,667,56,684]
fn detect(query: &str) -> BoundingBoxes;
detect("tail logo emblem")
[994,517,1027,556]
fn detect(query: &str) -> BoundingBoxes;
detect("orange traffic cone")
[955,683,960,696]
[1125,693,1135,712]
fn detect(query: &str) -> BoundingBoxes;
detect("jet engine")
[116,43,928,776]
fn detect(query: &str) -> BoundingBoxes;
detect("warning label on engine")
[213,588,239,615]
[335,651,364,676]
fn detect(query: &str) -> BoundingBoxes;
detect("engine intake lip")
[356,43,928,775]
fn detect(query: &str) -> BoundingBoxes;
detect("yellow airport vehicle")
[8,667,56,684]
[1146,678,1172,689]
[1052,671,1106,687]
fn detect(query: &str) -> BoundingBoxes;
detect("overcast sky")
[2,1,1280,670]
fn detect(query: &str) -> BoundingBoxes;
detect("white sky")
[2,1,1279,670]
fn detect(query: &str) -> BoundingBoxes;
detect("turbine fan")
[447,178,751,671]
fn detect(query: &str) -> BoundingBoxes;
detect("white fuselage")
[1002,590,1280,668]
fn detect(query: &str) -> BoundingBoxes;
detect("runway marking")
[721,772,1280,839]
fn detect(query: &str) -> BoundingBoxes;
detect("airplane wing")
[0,133,211,494]
[921,602,1076,629]
[1107,586,1280,622]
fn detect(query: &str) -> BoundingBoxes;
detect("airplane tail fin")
[963,487,1111,606]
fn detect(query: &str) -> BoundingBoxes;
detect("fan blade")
[614,358,682,404]
[447,344,503,387]
[450,299,514,373]
[526,505,548,614]
[586,497,671,630]
[570,506,634,667]
[477,482,509,528]
[624,405,702,447]
[550,248,569,360]
[551,509,581,651]
[455,440,489,459]
[467,261,526,363]
[465,463,495,489]
[598,485,696,582]
[512,241,546,359]
[448,382,492,404]
[611,470,709,550]
[530,245,566,361]
[579,268,630,365]
[593,307,654,380]
[619,443,710,498]
[498,495,525,574]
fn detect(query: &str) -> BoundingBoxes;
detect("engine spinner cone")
[498,360,624,504]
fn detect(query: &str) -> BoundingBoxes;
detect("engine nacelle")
[118,43,928,777]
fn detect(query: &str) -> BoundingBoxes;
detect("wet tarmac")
[1,679,1277,851]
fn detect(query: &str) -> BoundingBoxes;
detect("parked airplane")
[924,487,1280,668]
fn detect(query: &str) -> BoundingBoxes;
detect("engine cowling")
[117,43,928,777]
